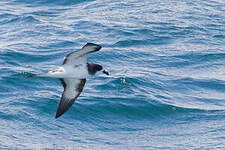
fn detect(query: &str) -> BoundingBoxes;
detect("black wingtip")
[55,110,61,118]
[55,103,69,118]
[83,43,102,51]
[55,103,66,119]
[55,108,65,119]
[55,98,75,119]
[55,112,61,119]
[86,42,101,47]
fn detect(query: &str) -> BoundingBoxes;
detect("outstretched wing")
[56,78,86,118]
[62,43,102,65]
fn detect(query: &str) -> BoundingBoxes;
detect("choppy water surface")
[0,0,225,149]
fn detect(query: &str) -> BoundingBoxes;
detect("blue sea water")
[0,0,225,149]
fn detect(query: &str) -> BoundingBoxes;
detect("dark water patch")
[0,15,40,26]
[93,76,166,99]
[0,13,18,21]
[161,76,225,96]
[0,111,18,121]
[181,110,225,124]
[151,55,192,68]
[93,77,141,97]
[132,28,156,35]
[170,77,225,92]
[152,8,172,14]
[12,30,41,38]
[90,48,135,64]
[213,34,225,39]
[32,24,72,38]
[105,28,137,39]
[182,13,206,21]
[192,97,225,108]
[114,36,173,47]
[67,96,212,122]
[1,41,78,65]
[172,52,225,65]
[39,40,77,50]
[145,21,174,26]
[0,72,47,98]
[205,23,225,32]
[0,107,55,132]
[1,50,51,65]
[186,38,212,45]
[30,8,68,17]
[132,26,195,40]
[12,0,92,7]
[73,20,106,31]
[25,96,59,118]
[0,103,35,122]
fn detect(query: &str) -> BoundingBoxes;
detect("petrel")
[37,43,109,118]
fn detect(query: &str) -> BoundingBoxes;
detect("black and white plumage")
[37,43,109,118]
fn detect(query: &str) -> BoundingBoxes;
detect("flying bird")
[37,43,109,118]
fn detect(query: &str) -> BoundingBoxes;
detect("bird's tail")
[34,73,50,77]
[20,72,38,78]
[26,72,49,78]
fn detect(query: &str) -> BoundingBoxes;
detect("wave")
[0,15,40,26]
[12,0,92,6]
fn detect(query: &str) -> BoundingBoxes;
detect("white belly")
[64,65,89,78]
[40,65,89,79]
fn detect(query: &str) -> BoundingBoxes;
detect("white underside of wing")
[63,78,80,99]
[55,78,86,118]
[64,54,87,66]
[38,43,101,79]
[63,43,101,65]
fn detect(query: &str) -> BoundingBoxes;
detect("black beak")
[103,70,109,75]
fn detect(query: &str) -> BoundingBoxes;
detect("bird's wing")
[56,78,86,118]
[62,43,102,65]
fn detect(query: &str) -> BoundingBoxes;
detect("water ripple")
[1,0,225,149]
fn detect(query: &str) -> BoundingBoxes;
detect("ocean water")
[0,0,225,149]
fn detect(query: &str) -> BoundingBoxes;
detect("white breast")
[63,64,89,78]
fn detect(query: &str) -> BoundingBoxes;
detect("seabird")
[37,43,109,118]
